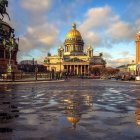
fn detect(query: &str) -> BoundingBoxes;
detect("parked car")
[128,75,136,81]
[115,75,122,80]
[136,76,140,81]
[78,75,89,79]
[88,75,100,79]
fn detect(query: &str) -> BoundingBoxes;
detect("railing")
[0,72,64,82]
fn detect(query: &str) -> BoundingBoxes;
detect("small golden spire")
[137,31,140,34]
[72,23,76,29]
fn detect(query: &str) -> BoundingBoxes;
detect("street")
[0,79,140,140]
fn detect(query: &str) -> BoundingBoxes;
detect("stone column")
[78,65,80,75]
[86,65,88,75]
[74,65,75,75]
[66,65,68,72]
[70,65,71,74]
[81,65,82,75]
[70,45,73,51]
[66,46,67,52]
[84,65,86,75]
[76,65,78,75]
[87,65,89,75]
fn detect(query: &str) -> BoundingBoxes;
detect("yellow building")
[127,64,136,75]
[44,23,106,75]
[136,31,140,65]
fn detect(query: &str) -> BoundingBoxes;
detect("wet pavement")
[0,79,140,140]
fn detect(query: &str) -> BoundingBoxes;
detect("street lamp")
[60,54,62,73]
[58,46,64,74]
[34,60,38,81]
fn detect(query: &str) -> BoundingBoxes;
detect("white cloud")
[84,31,101,46]
[79,6,119,47]
[102,52,113,59]
[120,51,129,57]
[79,5,139,47]
[27,23,59,46]
[21,0,51,12]
[135,19,140,32]
[15,0,60,62]
[107,57,135,67]
[106,21,134,41]
[79,6,113,33]
[19,23,59,53]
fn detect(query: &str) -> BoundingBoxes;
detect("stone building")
[44,23,106,75]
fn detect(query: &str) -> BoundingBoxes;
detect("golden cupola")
[66,23,82,39]
[64,23,84,55]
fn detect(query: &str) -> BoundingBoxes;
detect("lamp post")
[8,36,14,73]
[60,54,62,73]
[58,46,64,79]
[35,61,38,81]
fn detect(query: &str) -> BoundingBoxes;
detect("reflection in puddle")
[0,88,19,133]
[0,80,140,139]
[0,128,13,133]
[64,94,93,129]
[135,100,140,126]
[135,108,140,125]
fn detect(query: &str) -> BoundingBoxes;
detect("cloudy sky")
[5,0,140,67]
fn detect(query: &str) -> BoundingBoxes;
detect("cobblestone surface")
[0,79,140,140]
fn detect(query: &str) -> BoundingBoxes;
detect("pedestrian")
[65,72,68,80]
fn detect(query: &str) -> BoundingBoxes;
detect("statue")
[0,0,10,20]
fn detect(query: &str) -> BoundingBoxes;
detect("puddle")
[0,79,140,139]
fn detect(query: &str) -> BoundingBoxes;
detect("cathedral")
[44,23,106,75]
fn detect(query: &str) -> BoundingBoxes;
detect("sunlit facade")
[44,23,106,75]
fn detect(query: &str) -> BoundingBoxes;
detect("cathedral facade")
[44,23,106,75]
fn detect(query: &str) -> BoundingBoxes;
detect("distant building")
[117,64,136,75]
[44,23,106,75]
[18,60,46,72]
[127,64,136,75]
[20,60,37,65]
[117,65,128,73]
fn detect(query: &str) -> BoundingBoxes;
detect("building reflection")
[64,94,93,129]
[135,108,140,126]
[135,100,140,126]
[0,86,19,133]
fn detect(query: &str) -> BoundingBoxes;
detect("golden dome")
[67,116,80,128]
[66,23,82,39]
[67,116,80,124]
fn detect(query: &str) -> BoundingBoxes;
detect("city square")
[0,0,140,140]
[0,79,140,140]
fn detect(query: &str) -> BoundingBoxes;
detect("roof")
[66,23,82,39]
